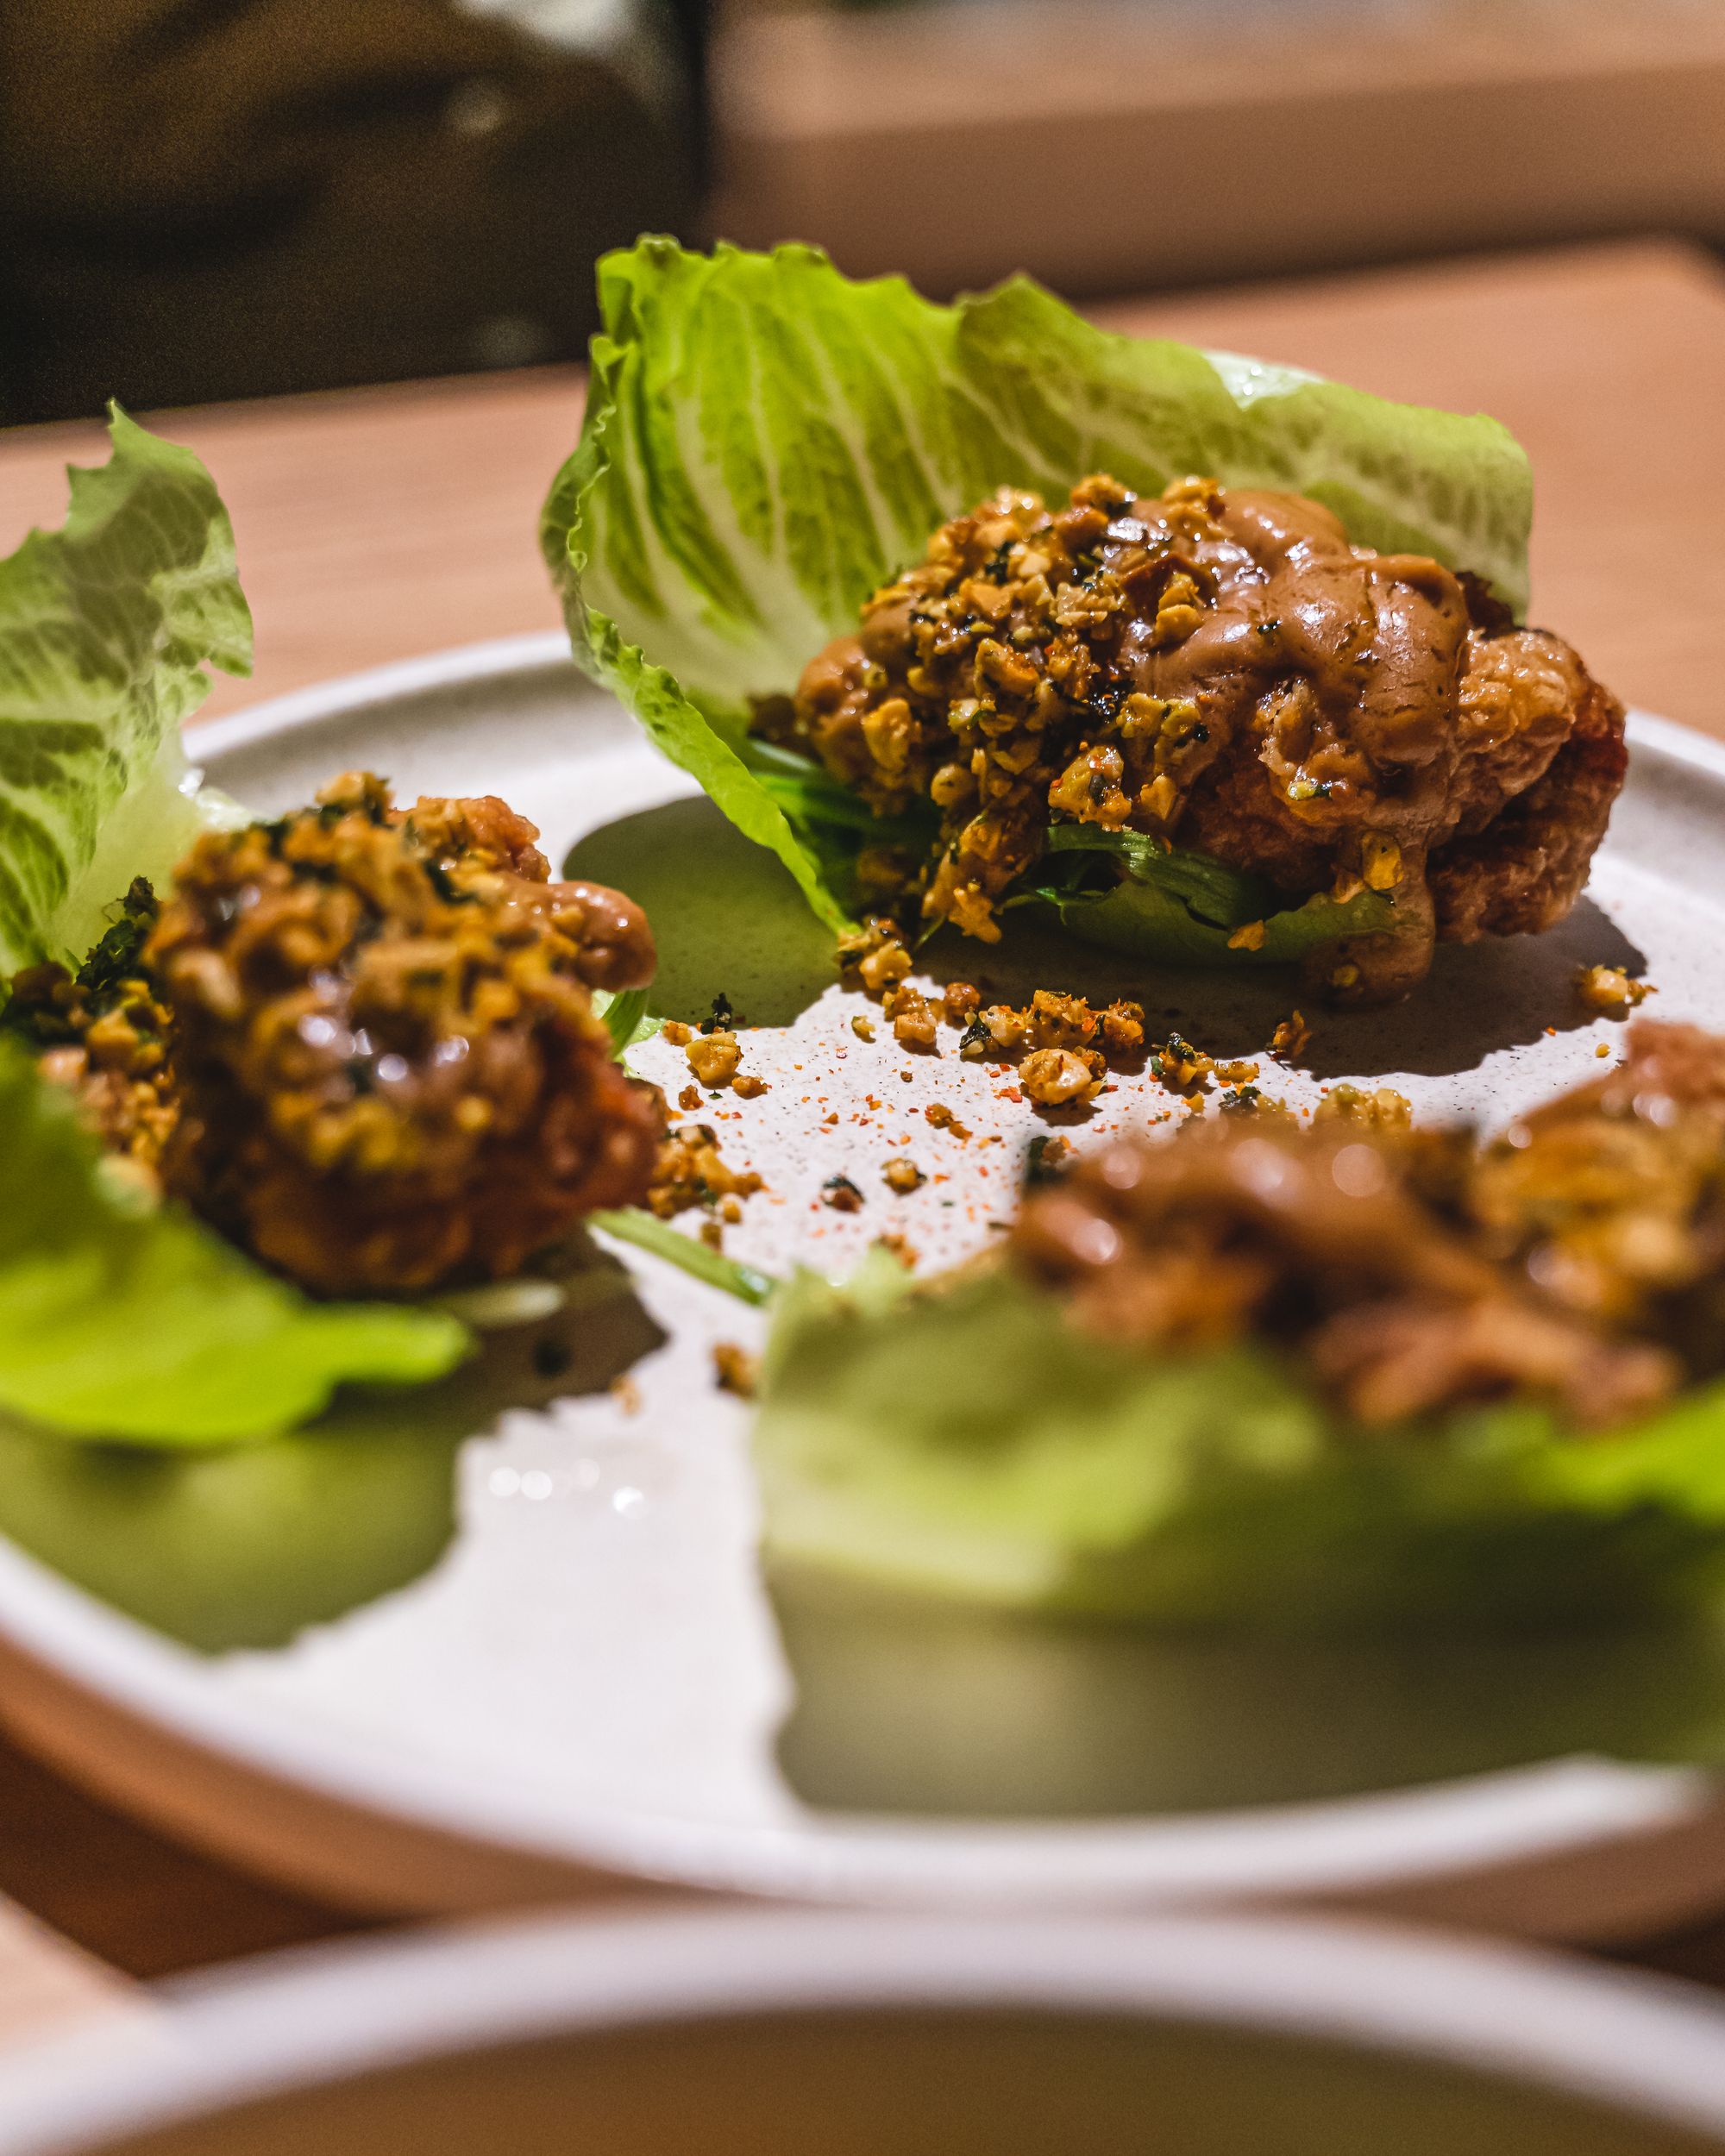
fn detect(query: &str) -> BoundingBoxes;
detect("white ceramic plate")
[6,1908,1725,2153]
[2,630,1724,1934]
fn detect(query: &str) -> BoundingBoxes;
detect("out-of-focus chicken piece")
[1012,1118,1674,1430]
[1430,666,1629,940]
[148,772,662,1295]
[1467,1020,1725,1338]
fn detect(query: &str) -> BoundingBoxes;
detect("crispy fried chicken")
[784,474,1625,1004]
[1011,1028,1725,1435]
[128,772,661,1294]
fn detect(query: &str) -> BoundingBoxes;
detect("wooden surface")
[3,235,1725,1998]
[714,0,1725,300]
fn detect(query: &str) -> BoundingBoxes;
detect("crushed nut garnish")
[1220,1084,1286,1115]
[837,917,913,997]
[648,1123,765,1219]
[1575,963,1653,1017]
[821,1173,864,1212]
[884,983,939,1050]
[882,1157,925,1194]
[686,1031,741,1087]
[1269,1011,1311,1058]
[1020,1045,1105,1106]
[1315,1083,1413,1131]
[924,1101,972,1139]
[712,1342,760,1398]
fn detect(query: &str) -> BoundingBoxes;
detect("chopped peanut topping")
[1021,1047,1105,1106]
[885,984,939,1050]
[1269,1011,1312,1058]
[1315,1084,1413,1131]
[648,1123,764,1219]
[687,1031,741,1087]
[1576,964,1653,1017]
[712,1342,760,1398]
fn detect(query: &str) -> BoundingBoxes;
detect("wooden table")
[3,235,1725,2000]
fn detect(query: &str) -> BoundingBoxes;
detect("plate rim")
[5,636,1722,1911]
[7,1908,1725,2151]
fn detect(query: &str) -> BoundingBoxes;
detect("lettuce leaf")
[0,413,473,1445]
[591,984,661,1055]
[1026,825,1395,966]
[0,406,253,975]
[752,1257,1725,1629]
[543,238,1531,954]
[0,1044,467,1445]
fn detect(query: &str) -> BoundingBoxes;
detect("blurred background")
[3,0,1724,424]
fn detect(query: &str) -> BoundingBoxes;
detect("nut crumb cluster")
[712,1341,761,1398]
[1575,963,1653,1018]
[662,1002,771,1100]
[837,918,1259,1110]
[1314,1084,1414,1132]
[648,1123,765,1233]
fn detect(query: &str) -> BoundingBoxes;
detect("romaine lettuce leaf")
[0,406,253,975]
[543,238,1531,955]
[1026,824,1395,966]
[591,984,661,1055]
[0,1043,468,1445]
[752,1257,1725,1628]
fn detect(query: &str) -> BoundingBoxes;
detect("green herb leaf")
[0,1045,469,1445]
[589,1206,777,1307]
[0,406,254,975]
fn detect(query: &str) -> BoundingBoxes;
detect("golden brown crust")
[1429,665,1628,942]
[146,774,662,1294]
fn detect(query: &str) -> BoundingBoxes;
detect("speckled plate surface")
[2,630,1724,1934]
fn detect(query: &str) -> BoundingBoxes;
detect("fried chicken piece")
[1011,1118,1673,1431]
[393,783,655,992]
[1466,1021,1725,1346]
[784,473,1624,1004]
[146,772,661,1294]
